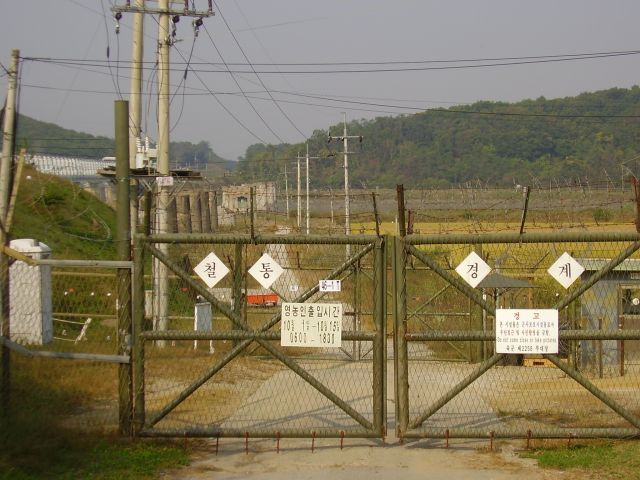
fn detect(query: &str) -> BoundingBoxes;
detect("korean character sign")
[248,253,284,289]
[455,251,491,288]
[194,252,230,289]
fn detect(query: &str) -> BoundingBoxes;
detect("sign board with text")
[281,303,342,348]
[496,309,558,354]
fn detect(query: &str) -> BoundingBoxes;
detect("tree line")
[236,86,640,188]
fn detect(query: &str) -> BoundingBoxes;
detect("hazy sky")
[2,0,640,161]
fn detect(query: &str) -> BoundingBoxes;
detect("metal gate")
[132,232,386,439]
[393,232,640,441]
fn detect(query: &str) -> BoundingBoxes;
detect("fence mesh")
[3,262,124,434]
[402,237,640,438]
[139,239,383,436]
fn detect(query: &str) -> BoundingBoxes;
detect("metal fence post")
[372,237,386,435]
[393,235,409,438]
[115,100,133,436]
[132,234,146,435]
[233,243,244,347]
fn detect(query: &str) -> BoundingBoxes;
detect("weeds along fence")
[1,254,131,436]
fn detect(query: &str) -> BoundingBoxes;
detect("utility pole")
[154,0,172,343]
[284,163,290,219]
[0,48,19,416]
[328,113,362,257]
[111,1,214,343]
[296,153,301,229]
[0,49,18,219]
[128,0,144,168]
[296,144,323,235]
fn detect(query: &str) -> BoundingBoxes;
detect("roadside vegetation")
[1,167,192,479]
[520,440,640,479]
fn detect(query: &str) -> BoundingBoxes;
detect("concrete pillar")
[200,191,211,233]
[176,194,192,233]
[190,192,202,233]
[166,196,177,233]
[209,190,219,231]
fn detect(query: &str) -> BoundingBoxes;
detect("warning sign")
[495,309,558,354]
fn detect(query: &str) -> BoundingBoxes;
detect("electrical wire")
[22,48,640,73]
[212,1,307,140]
[200,23,285,143]
[172,47,269,145]
[170,36,197,134]
[99,0,122,99]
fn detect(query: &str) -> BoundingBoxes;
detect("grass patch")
[1,355,190,479]
[522,441,640,479]
[0,436,190,480]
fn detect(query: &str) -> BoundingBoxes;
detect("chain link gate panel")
[132,233,386,439]
[394,232,640,441]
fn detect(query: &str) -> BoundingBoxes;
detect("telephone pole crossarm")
[111,1,214,17]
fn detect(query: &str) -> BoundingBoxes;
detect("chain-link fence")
[133,233,386,439]
[1,253,130,436]
[395,232,640,440]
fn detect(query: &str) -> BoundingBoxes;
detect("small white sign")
[248,253,284,289]
[319,279,341,292]
[548,252,584,289]
[156,176,174,187]
[289,285,299,292]
[455,251,491,288]
[194,252,230,288]
[496,309,558,354]
[281,303,342,348]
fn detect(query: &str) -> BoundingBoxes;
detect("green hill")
[15,114,232,174]
[237,86,640,187]
[11,165,117,259]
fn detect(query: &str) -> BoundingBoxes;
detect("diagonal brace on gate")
[142,242,378,431]
[408,353,504,430]
[406,244,494,317]
[546,354,640,430]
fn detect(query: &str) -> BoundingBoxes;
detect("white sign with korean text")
[548,252,584,289]
[248,253,284,289]
[193,252,230,288]
[281,303,343,348]
[319,279,341,292]
[455,251,491,288]
[496,309,559,354]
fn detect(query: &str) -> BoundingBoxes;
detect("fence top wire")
[406,231,640,245]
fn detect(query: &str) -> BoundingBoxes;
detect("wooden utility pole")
[0,49,18,218]
[129,0,144,168]
[111,1,214,343]
[0,48,19,415]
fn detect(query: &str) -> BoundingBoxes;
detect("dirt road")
[162,436,557,480]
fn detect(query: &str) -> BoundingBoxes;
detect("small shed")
[477,272,535,310]
[578,258,640,372]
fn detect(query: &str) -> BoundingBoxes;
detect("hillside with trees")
[236,87,640,188]
[14,114,231,172]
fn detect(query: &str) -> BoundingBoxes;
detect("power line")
[21,48,640,73]
[172,47,270,145]
[19,80,640,120]
[199,23,285,143]
[211,1,307,140]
